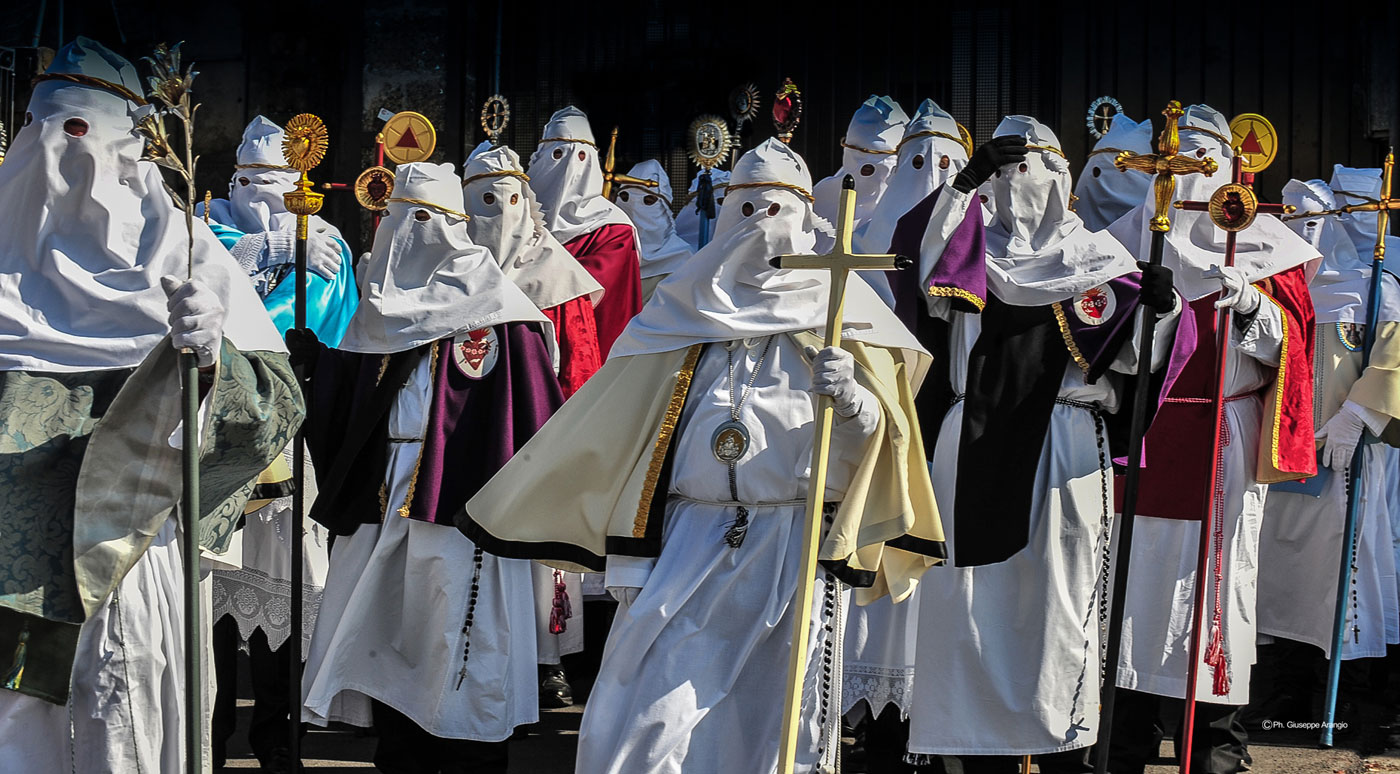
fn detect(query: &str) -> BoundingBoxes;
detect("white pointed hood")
[1107,104,1318,301]
[340,162,547,354]
[1284,177,1400,324]
[1073,113,1153,232]
[813,95,909,230]
[854,99,968,254]
[615,159,693,278]
[527,106,637,245]
[0,37,283,371]
[462,144,602,310]
[611,139,925,367]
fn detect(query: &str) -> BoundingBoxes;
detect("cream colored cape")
[464,333,943,604]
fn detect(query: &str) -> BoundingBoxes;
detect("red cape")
[542,295,602,398]
[1121,266,1316,520]
[563,223,643,360]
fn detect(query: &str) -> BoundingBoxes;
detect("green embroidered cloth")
[0,338,303,703]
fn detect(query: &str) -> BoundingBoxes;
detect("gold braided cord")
[1051,301,1091,374]
[236,162,296,171]
[635,344,703,538]
[539,135,598,149]
[32,72,148,106]
[1088,147,1126,158]
[387,197,471,221]
[895,130,965,154]
[618,183,672,207]
[461,169,530,187]
[1028,144,1067,160]
[723,181,815,202]
[927,284,986,311]
[840,136,897,155]
[1180,125,1233,149]
[398,342,443,520]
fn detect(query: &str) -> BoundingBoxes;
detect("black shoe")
[539,665,573,708]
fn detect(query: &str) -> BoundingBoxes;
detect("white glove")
[1203,265,1261,315]
[162,275,226,367]
[265,228,343,281]
[608,586,641,606]
[1316,400,1369,473]
[805,345,865,418]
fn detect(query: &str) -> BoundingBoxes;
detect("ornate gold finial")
[601,126,658,200]
[203,190,211,224]
[282,113,327,225]
[1114,100,1217,233]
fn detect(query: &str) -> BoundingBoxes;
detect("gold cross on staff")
[1284,150,1398,265]
[770,174,908,774]
[1115,100,1219,233]
[601,126,659,199]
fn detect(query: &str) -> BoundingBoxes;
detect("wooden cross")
[600,126,658,200]
[770,174,909,774]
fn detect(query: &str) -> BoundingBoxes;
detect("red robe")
[563,223,643,359]
[1128,265,1317,521]
[542,295,602,398]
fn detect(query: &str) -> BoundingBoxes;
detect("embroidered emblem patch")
[1073,285,1116,326]
[452,328,499,379]
[1338,322,1365,352]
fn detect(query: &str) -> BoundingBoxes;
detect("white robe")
[0,518,214,773]
[1113,301,1287,705]
[300,352,538,740]
[212,446,330,654]
[577,336,877,774]
[907,299,1177,757]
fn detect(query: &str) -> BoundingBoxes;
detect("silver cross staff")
[770,174,910,774]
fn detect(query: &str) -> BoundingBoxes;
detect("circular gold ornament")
[687,115,731,170]
[1229,113,1278,174]
[1207,182,1259,232]
[730,83,761,125]
[480,95,511,144]
[282,113,328,173]
[354,165,396,211]
[382,111,437,165]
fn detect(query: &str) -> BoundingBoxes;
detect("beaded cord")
[454,546,486,690]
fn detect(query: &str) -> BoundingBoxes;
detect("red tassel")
[549,570,572,635]
[1204,616,1230,696]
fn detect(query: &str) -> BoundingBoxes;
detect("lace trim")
[842,665,914,720]
[212,567,322,654]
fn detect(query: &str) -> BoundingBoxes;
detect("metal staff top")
[601,126,658,200]
[282,113,327,228]
[1115,100,1219,233]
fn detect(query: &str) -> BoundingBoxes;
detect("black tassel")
[723,506,749,548]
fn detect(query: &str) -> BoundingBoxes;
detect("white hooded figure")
[528,106,644,359]
[0,37,295,773]
[851,99,970,308]
[461,144,602,682]
[571,138,935,774]
[812,95,909,253]
[1256,178,1400,663]
[674,167,731,251]
[300,162,554,758]
[1073,113,1153,232]
[906,116,1180,762]
[1100,106,1319,768]
[614,159,694,302]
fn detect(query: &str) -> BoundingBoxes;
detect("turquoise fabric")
[208,221,358,346]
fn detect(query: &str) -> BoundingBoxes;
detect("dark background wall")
[2,1,1396,255]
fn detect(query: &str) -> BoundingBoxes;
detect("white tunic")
[0,518,215,773]
[576,336,877,774]
[300,351,538,740]
[1114,301,1286,705]
[907,299,1176,757]
[212,446,330,654]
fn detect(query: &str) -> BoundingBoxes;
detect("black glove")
[1138,261,1176,313]
[952,136,1028,194]
[284,327,322,369]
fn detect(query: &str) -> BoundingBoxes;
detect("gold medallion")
[480,95,511,145]
[354,165,395,211]
[1229,113,1278,174]
[687,115,732,170]
[1207,182,1259,232]
[382,111,437,165]
[282,113,328,173]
